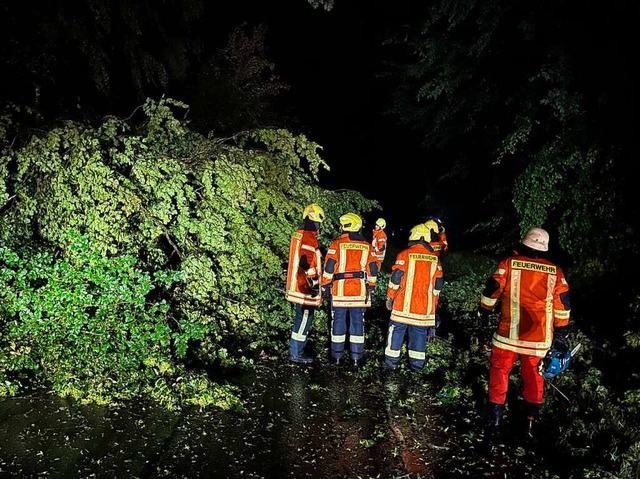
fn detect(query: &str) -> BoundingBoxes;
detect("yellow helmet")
[375,218,386,229]
[408,223,432,241]
[303,203,325,223]
[339,212,363,232]
[423,220,439,236]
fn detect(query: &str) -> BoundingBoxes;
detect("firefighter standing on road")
[321,213,378,368]
[384,223,444,371]
[478,227,571,442]
[372,217,388,272]
[285,203,325,364]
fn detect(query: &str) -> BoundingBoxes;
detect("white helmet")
[521,227,549,252]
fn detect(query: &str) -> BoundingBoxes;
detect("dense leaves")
[0,231,244,410]
[0,98,379,407]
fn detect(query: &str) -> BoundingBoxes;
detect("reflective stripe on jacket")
[372,229,388,263]
[480,255,571,357]
[286,229,323,307]
[386,242,443,326]
[321,232,378,308]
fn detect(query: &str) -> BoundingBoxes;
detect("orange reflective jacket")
[480,255,571,357]
[372,228,388,265]
[386,242,443,326]
[430,231,448,256]
[286,228,323,307]
[321,232,378,308]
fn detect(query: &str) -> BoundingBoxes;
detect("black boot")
[483,402,505,453]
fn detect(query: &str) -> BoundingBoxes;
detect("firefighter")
[285,203,325,364]
[372,217,388,272]
[384,223,444,371]
[478,227,571,442]
[321,213,378,368]
[423,217,448,256]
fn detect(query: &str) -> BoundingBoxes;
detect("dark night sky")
[211,1,433,230]
[0,1,469,235]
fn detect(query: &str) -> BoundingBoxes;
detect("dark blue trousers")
[384,321,428,370]
[289,304,316,357]
[331,307,366,360]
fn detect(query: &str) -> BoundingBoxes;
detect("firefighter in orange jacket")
[372,217,388,272]
[478,227,571,439]
[285,203,325,364]
[321,213,378,368]
[424,217,449,256]
[384,223,444,371]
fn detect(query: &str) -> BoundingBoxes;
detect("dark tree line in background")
[3,0,637,270]
[0,0,289,135]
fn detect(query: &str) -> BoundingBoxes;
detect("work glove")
[385,298,393,311]
[307,277,320,297]
[322,285,332,301]
[552,326,570,353]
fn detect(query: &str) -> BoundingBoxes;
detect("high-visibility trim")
[389,316,436,327]
[306,267,317,276]
[291,331,307,341]
[391,310,435,320]
[291,309,310,341]
[384,325,400,357]
[481,296,497,307]
[387,282,400,290]
[287,238,301,293]
[492,334,550,357]
[286,290,322,307]
[332,299,369,307]
[331,334,346,343]
[301,244,316,252]
[403,256,417,312]
[351,334,365,344]
[408,350,426,360]
[555,310,570,319]
[385,347,401,357]
[508,269,521,339]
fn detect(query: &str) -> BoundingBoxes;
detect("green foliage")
[0,231,243,410]
[0,97,379,407]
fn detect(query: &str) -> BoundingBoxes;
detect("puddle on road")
[0,358,447,478]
